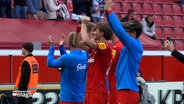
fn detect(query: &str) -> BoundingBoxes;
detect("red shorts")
[117,90,139,104]
[84,92,108,104]
[108,91,117,104]
[59,101,83,104]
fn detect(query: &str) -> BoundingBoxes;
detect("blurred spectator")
[120,9,135,22]
[37,0,48,20]
[91,0,105,22]
[47,0,69,20]
[26,0,39,20]
[85,0,93,21]
[141,15,157,40]
[0,0,12,18]
[164,40,184,64]
[11,0,27,19]
[71,0,88,21]
[137,69,156,104]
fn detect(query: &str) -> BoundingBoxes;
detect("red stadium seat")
[143,3,153,15]
[174,40,184,50]
[154,15,163,27]
[182,5,184,14]
[163,4,173,15]
[173,16,184,27]
[134,14,142,22]
[132,3,143,14]
[143,0,153,3]
[112,3,122,14]
[112,0,123,2]
[172,4,182,15]
[154,0,163,3]
[155,27,163,39]
[152,4,163,15]
[164,0,174,4]
[134,0,144,3]
[163,27,173,38]
[121,2,132,13]
[124,0,134,2]
[163,16,174,27]
[173,28,184,39]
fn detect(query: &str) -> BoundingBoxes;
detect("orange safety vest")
[15,56,39,94]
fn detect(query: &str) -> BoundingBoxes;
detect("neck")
[111,35,119,45]
[24,52,30,57]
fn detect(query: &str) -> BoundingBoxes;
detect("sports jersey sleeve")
[106,12,141,52]
[96,42,111,55]
[47,46,66,68]
[59,45,67,55]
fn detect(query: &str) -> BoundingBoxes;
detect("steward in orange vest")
[14,42,39,104]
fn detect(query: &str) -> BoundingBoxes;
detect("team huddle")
[14,0,148,104]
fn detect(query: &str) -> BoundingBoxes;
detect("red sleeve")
[96,42,111,55]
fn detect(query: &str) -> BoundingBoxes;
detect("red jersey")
[108,40,123,92]
[86,42,112,92]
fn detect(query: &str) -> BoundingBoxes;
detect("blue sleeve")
[47,46,66,68]
[59,45,67,55]
[106,12,141,52]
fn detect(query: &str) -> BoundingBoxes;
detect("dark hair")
[95,22,113,40]
[22,42,33,52]
[128,9,135,15]
[121,20,143,38]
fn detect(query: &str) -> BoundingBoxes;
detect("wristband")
[106,10,113,15]
[76,22,81,33]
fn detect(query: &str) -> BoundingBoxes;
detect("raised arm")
[73,23,90,50]
[164,40,184,63]
[47,36,65,68]
[58,34,67,55]
[80,16,97,51]
[104,0,138,50]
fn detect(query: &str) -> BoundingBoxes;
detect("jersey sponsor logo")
[98,42,107,50]
[77,64,87,71]
[88,58,95,63]
[112,49,116,59]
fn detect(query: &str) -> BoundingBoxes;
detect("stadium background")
[0,0,184,103]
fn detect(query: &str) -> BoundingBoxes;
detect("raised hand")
[164,40,175,52]
[48,35,54,46]
[59,34,66,46]
[82,16,90,24]
[104,0,113,12]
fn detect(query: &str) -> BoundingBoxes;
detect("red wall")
[0,56,11,83]
[0,55,183,84]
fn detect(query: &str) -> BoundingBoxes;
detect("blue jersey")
[107,13,143,92]
[47,46,88,102]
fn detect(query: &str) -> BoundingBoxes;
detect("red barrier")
[140,56,163,81]
[0,56,11,83]
[0,55,183,84]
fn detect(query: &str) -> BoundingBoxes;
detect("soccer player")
[47,33,88,104]
[105,0,144,103]
[80,16,113,104]
[107,34,123,104]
